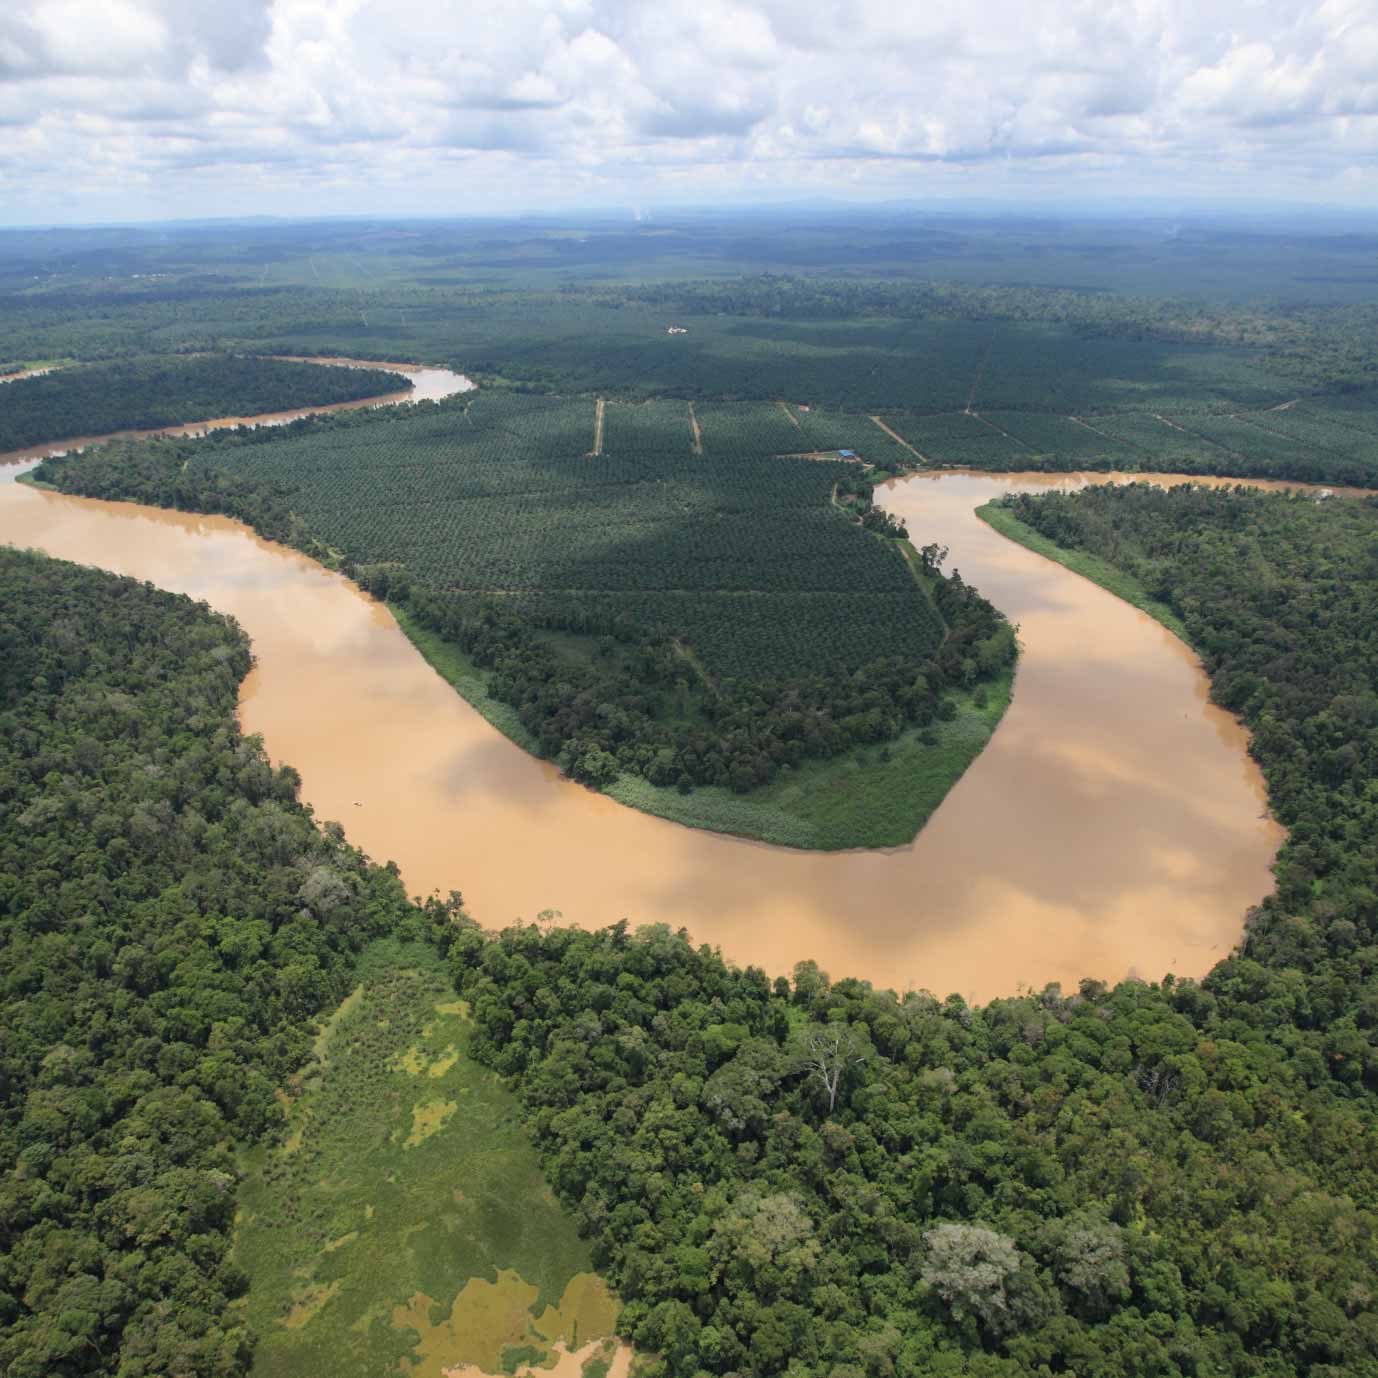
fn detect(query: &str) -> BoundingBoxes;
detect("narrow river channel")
[0,366,1285,1002]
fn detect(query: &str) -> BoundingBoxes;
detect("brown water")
[0,402,1287,1000]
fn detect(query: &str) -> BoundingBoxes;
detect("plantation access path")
[869,414,929,464]
[0,366,1286,1000]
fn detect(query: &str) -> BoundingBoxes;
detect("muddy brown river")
[0,367,1286,1002]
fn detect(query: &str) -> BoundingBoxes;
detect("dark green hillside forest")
[0,549,432,1376]
[445,920,1378,1378]
[0,356,407,452]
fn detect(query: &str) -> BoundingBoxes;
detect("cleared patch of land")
[394,1269,622,1378]
[232,940,621,1378]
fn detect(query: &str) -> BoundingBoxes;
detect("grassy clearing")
[13,471,57,491]
[591,396,605,456]
[976,500,1189,640]
[233,939,620,1378]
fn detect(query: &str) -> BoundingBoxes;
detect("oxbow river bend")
[0,362,1285,1002]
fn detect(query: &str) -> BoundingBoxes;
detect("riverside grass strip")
[977,500,1188,640]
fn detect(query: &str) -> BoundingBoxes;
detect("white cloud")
[0,0,1375,220]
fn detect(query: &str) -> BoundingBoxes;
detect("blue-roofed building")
[838,449,857,459]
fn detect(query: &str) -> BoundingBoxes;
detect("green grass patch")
[976,500,1189,641]
[232,939,621,1378]
[14,471,57,491]
[607,669,1014,850]
[530,626,632,673]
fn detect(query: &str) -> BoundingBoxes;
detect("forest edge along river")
[0,357,466,467]
[0,361,1286,1003]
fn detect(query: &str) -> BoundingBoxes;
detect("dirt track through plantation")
[590,397,605,456]
[1068,416,1122,445]
[964,329,997,412]
[688,402,703,454]
[971,411,1026,447]
[870,415,930,465]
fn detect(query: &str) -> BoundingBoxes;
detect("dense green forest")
[6,210,1378,302]
[2,285,1292,412]
[34,397,1016,813]
[8,253,1378,484]
[618,276,1378,393]
[442,919,1378,1378]
[0,356,408,451]
[0,549,436,1376]
[4,235,1378,414]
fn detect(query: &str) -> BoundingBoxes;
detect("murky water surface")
[0,372,1287,1000]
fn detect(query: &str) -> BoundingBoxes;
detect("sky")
[1,0,1376,224]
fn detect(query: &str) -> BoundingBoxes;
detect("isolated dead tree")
[797,1023,870,1113]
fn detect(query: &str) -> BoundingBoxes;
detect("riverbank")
[975,499,1188,640]
[609,668,1014,849]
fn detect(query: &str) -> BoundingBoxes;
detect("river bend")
[0,366,1284,1002]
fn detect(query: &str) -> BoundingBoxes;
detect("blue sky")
[2,0,1376,224]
